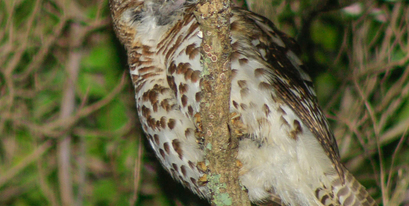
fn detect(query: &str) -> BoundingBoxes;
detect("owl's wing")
[237,8,345,181]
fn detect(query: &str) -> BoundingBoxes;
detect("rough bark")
[195,1,251,205]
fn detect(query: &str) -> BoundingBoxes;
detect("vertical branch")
[58,23,83,206]
[195,0,250,205]
[76,135,86,206]
[129,136,143,206]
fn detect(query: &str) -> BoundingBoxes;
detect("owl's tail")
[331,168,378,206]
[258,168,378,206]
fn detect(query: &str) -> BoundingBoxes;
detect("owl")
[109,0,377,205]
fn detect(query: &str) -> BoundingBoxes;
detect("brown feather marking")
[181,95,188,107]
[159,149,166,158]
[188,105,194,116]
[184,68,194,81]
[172,139,183,159]
[289,120,303,140]
[160,117,167,129]
[191,70,201,83]
[172,163,179,172]
[180,165,187,177]
[168,118,176,129]
[195,92,202,102]
[164,142,170,154]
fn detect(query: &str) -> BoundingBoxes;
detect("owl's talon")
[198,174,208,186]
[197,161,207,173]
[230,112,247,138]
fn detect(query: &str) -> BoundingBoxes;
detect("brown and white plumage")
[109,0,377,205]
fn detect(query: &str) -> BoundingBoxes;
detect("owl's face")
[129,0,193,25]
[111,0,196,49]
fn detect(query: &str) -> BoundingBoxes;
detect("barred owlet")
[109,0,377,205]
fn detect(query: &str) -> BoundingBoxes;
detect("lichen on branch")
[194,0,250,205]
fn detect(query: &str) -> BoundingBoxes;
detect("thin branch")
[76,135,86,206]
[0,140,53,187]
[37,152,59,206]
[129,136,143,206]
[386,129,407,200]
[6,73,127,138]
[57,23,83,206]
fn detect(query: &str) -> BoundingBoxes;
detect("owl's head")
[110,0,196,48]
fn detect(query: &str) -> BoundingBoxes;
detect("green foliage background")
[0,0,408,205]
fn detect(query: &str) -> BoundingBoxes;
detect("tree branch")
[195,0,250,205]
[58,23,83,206]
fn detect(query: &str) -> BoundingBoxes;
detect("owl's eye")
[129,4,145,23]
[131,11,143,23]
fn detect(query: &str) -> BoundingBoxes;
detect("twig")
[37,151,59,206]
[386,129,407,201]
[15,17,68,81]
[76,135,86,206]
[129,136,143,206]
[7,72,127,138]
[1,0,41,129]
[388,166,409,206]
[0,140,53,187]
[4,0,41,76]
